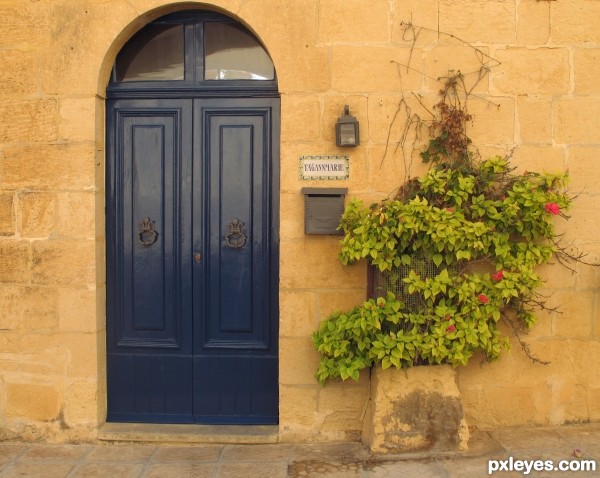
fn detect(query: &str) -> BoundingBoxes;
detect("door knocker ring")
[138,217,159,246]
[225,218,247,248]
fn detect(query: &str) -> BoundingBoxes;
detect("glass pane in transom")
[204,23,274,80]
[116,24,184,82]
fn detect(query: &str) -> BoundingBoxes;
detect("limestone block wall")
[0,0,598,442]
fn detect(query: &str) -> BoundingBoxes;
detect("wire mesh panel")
[370,256,457,313]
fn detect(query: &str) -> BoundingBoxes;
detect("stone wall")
[0,0,598,442]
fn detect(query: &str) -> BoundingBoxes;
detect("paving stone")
[68,462,144,478]
[150,444,223,463]
[220,443,293,463]
[217,462,287,478]
[141,463,215,478]
[83,444,156,462]
[0,462,73,477]
[19,443,92,461]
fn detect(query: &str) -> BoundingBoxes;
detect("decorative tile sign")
[299,155,349,180]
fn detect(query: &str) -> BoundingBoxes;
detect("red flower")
[545,202,560,215]
[446,207,454,213]
[492,270,504,281]
[446,325,456,333]
[477,294,489,304]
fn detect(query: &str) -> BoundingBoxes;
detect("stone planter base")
[362,365,469,454]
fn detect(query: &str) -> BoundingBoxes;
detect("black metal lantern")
[336,105,360,147]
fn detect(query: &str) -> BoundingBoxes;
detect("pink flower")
[446,325,456,333]
[545,202,560,215]
[477,294,489,304]
[492,270,504,281]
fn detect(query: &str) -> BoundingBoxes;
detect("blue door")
[106,97,279,424]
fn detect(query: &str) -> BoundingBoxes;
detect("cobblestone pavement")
[1,424,600,477]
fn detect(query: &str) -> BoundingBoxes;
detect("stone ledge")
[98,423,278,444]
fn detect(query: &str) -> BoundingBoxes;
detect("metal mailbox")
[301,187,348,235]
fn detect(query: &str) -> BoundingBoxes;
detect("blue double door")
[106,97,279,424]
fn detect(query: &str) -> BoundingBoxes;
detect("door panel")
[192,102,278,423]
[106,97,279,424]
[107,100,194,422]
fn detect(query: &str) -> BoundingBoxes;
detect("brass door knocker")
[138,217,158,246]
[225,218,247,248]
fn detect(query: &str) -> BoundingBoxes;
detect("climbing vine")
[312,24,592,384]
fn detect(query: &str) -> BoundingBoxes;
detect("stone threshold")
[98,422,278,444]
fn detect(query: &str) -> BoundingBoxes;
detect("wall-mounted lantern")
[335,105,360,147]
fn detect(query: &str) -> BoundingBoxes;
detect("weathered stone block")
[517,0,550,45]
[0,240,30,283]
[317,290,365,320]
[517,98,553,144]
[58,97,97,142]
[0,50,36,96]
[468,97,515,147]
[392,0,439,35]
[574,48,600,95]
[280,238,366,289]
[511,145,565,174]
[363,365,469,453]
[0,285,57,331]
[439,0,516,44]
[279,191,304,240]
[331,46,422,93]
[281,95,321,143]
[64,380,99,426]
[32,240,95,286]
[56,192,95,239]
[0,99,58,143]
[319,0,390,43]
[492,48,569,96]
[5,382,61,422]
[279,337,321,385]
[551,0,600,44]
[0,3,50,48]
[275,46,330,94]
[562,142,600,202]
[1,144,95,191]
[58,287,97,333]
[0,193,14,236]
[19,192,57,238]
[279,385,319,431]
[423,46,491,95]
[552,290,594,338]
[319,378,370,434]
[555,100,600,144]
[64,333,98,378]
[279,290,318,338]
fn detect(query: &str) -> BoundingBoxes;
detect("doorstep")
[98,422,279,444]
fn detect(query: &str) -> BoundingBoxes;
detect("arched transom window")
[109,11,276,88]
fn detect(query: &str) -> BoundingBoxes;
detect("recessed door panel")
[202,109,270,349]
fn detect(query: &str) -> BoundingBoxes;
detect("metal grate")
[369,256,457,366]
[370,256,457,312]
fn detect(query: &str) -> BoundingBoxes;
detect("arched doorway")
[105,10,280,425]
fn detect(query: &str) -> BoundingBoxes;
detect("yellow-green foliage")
[313,157,570,384]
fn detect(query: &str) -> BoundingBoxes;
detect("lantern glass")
[338,123,357,146]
